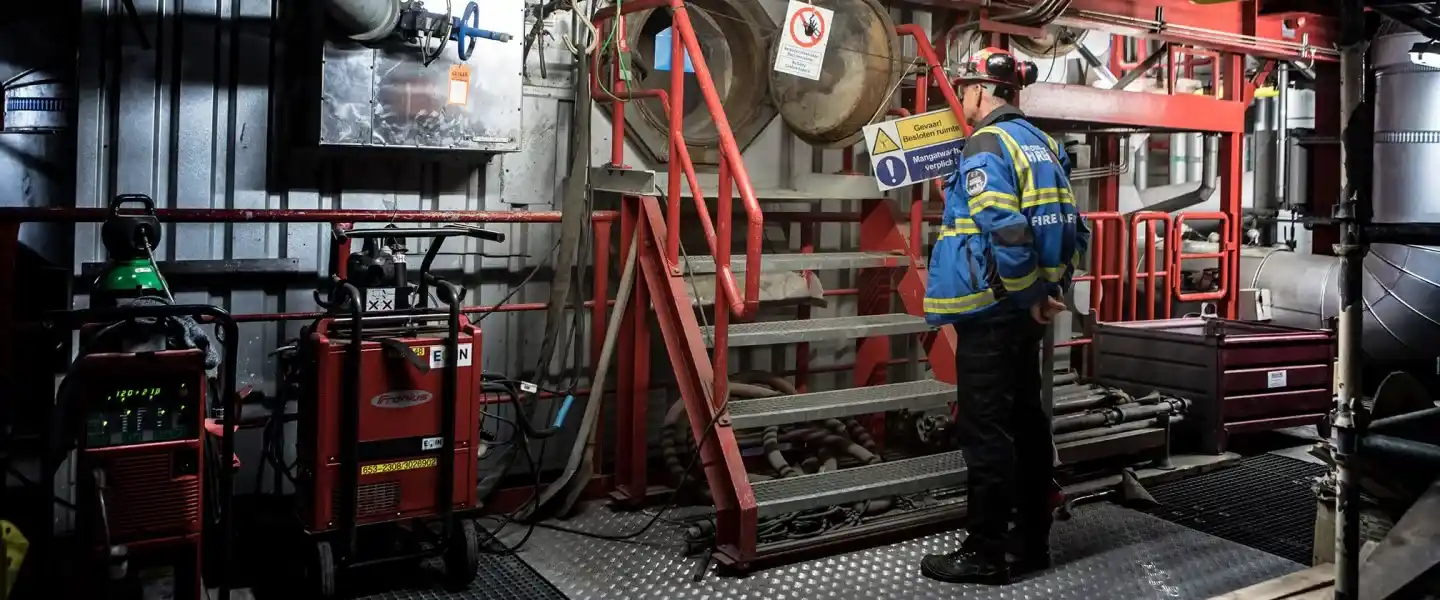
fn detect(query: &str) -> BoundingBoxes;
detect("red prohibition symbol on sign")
[788,6,825,49]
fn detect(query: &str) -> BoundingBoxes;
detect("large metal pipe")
[324,0,401,42]
[1169,133,1189,185]
[1246,27,1440,366]
[1134,134,1218,215]
[1275,65,1291,210]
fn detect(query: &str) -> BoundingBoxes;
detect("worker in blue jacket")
[919,48,1090,586]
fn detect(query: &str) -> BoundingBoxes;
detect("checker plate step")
[703,314,932,348]
[752,451,967,517]
[683,252,907,274]
[729,380,954,429]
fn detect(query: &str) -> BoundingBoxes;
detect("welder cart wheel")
[306,539,337,599]
[442,520,481,591]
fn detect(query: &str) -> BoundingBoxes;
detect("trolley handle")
[108,193,158,216]
[1171,212,1231,303]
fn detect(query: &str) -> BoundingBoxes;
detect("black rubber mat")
[1145,454,1328,565]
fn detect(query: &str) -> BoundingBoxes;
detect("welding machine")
[291,225,503,598]
[45,304,239,600]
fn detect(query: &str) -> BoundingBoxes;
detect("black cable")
[526,400,729,542]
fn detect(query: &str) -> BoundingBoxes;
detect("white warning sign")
[773,0,834,81]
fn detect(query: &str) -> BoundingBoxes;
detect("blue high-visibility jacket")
[924,106,1091,325]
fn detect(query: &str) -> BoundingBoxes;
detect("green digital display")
[85,380,198,448]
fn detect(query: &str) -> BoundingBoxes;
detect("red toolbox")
[1091,318,1335,453]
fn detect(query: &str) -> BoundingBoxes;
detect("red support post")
[613,199,642,504]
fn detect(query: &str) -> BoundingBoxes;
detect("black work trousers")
[953,311,1053,558]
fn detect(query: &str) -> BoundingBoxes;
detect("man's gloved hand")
[1029,296,1065,324]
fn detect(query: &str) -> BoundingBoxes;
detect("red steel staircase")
[590,2,989,568]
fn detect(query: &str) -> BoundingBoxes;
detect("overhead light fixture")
[1410,40,1440,68]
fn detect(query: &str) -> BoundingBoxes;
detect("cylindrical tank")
[1248,24,1440,365]
[1373,29,1440,223]
[1,69,71,133]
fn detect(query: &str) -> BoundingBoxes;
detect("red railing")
[592,0,767,416]
[1059,212,1127,350]
[592,0,762,325]
[1171,211,1233,302]
[1128,211,1174,320]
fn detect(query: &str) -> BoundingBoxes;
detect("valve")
[451,1,513,61]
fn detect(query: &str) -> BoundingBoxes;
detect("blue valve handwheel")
[451,1,513,61]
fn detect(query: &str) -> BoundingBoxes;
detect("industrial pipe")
[1052,398,1188,434]
[1275,64,1291,210]
[1052,416,1185,445]
[1132,134,1217,215]
[1360,435,1440,466]
[1245,28,1440,366]
[324,0,402,41]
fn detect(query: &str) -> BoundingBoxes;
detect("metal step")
[703,314,933,348]
[752,451,967,517]
[665,172,883,201]
[729,380,954,429]
[683,252,908,274]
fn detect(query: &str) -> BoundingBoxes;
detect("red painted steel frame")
[949,0,1340,63]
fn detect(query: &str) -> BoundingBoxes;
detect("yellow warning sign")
[360,457,438,476]
[871,129,900,155]
[895,110,965,150]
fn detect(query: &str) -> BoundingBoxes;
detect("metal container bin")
[1092,318,1335,453]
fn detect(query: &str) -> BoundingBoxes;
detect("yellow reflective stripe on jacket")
[969,191,1021,213]
[979,125,1035,192]
[1020,187,1075,209]
[1001,269,1038,292]
[938,218,981,238]
[1040,265,1067,282]
[923,289,996,314]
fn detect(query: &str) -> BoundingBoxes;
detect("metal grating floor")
[512,501,1301,600]
[1144,454,1329,565]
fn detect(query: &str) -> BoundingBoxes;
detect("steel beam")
[919,0,1339,62]
[1019,83,1247,133]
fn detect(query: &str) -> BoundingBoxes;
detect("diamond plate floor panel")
[513,502,1302,600]
[339,523,569,600]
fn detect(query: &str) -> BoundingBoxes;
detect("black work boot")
[920,549,1010,585]
[1004,532,1052,576]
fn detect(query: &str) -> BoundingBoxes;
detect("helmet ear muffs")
[1020,60,1039,86]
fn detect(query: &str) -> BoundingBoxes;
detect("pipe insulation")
[1247,27,1440,365]
[324,0,402,41]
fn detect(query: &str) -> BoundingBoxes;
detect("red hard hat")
[956,48,1038,89]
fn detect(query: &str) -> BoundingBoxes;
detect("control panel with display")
[85,379,200,448]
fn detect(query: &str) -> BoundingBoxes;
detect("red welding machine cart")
[293,281,483,597]
[45,304,240,600]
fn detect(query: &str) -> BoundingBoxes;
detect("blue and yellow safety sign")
[862,109,966,192]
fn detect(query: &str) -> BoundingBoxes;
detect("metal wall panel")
[71,0,583,479]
